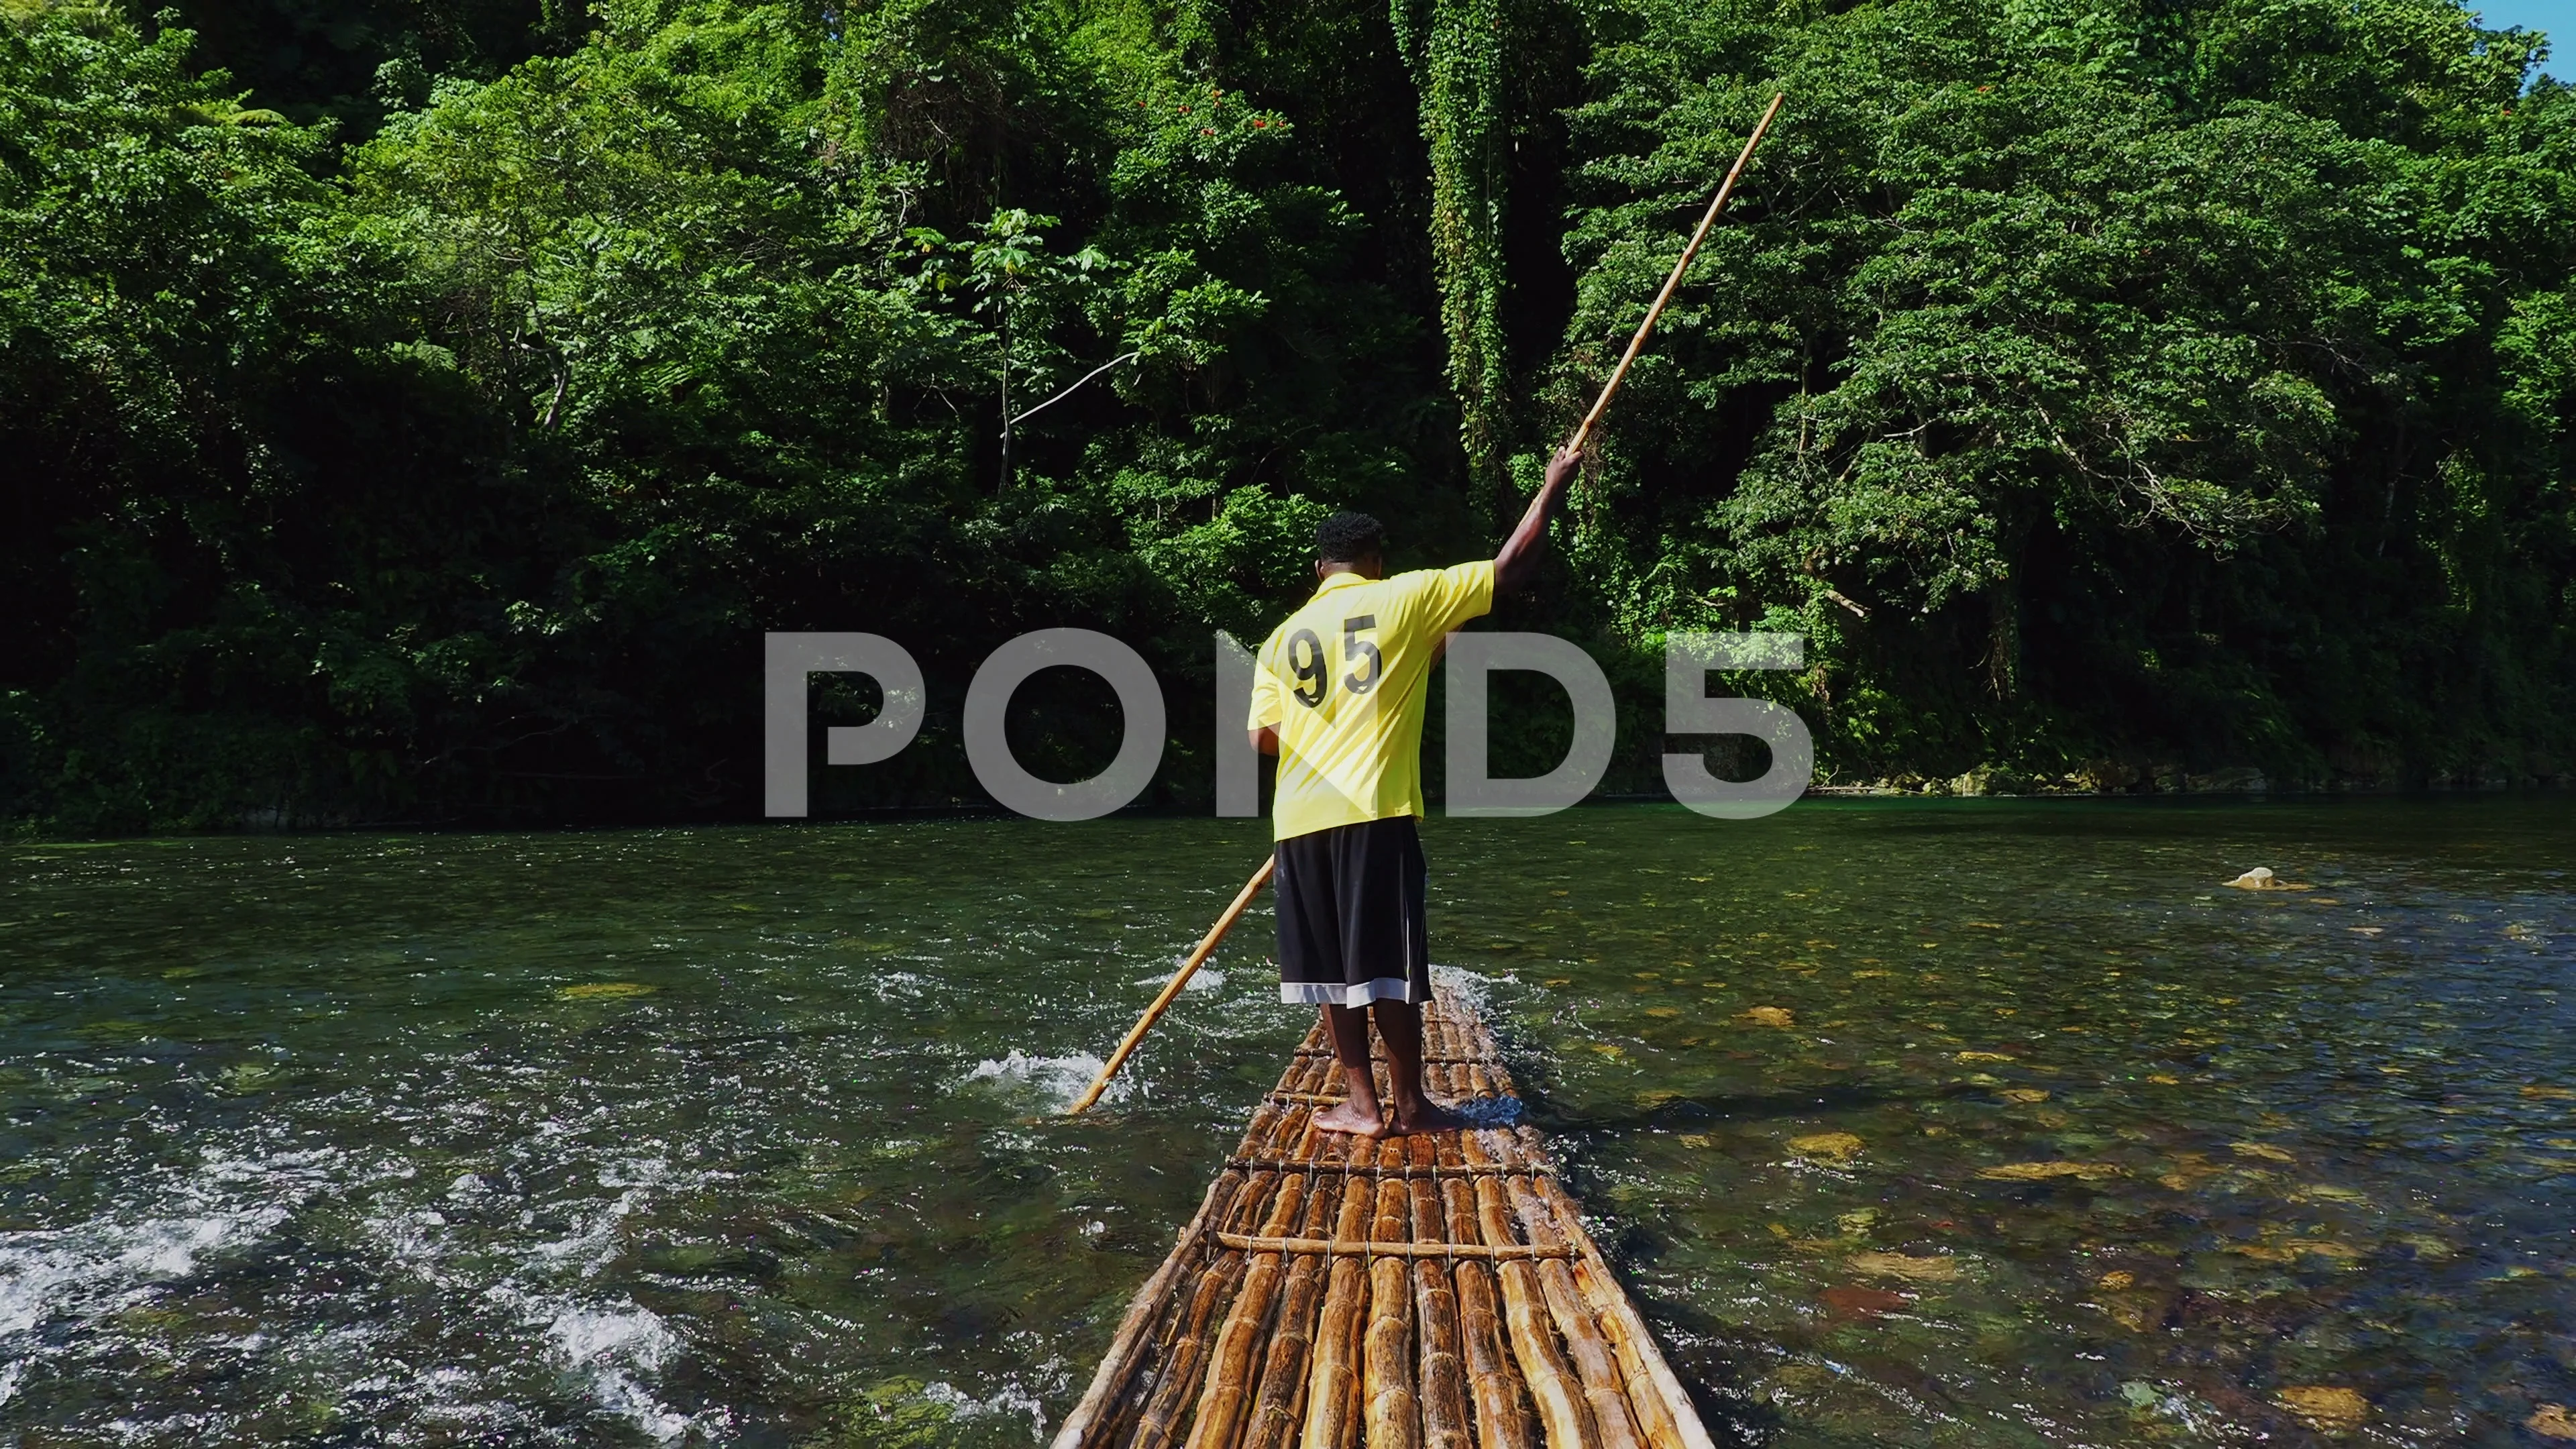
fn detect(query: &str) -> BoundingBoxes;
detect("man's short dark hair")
[1316,511,1384,563]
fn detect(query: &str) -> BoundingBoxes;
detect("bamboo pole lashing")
[1292,1050,1487,1065]
[1222,1159,1553,1181]
[1215,1234,1575,1261]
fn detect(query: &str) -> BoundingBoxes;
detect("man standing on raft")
[1248,445,1581,1136]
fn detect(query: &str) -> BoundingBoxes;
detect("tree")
[1554,0,2574,782]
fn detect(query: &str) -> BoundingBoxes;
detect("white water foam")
[1130,967,1226,993]
[1430,963,1509,1015]
[0,1144,354,1423]
[3,1081,726,1444]
[869,971,929,1002]
[548,1301,672,1366]
[963,1050,1123,1110]
[921,1378,1050,1441]
[549,1301,700,1442]
[348,1148,715,1444]
[0,1202,286,1340]
[443,1278,708,1445]
[523,1157,686,1279]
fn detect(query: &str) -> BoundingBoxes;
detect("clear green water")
[1,800,2569,1447]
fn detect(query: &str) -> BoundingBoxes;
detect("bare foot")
[1388,1096,1469,1135]
[1313,1098,1389,1137]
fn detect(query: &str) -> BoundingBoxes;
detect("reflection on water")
[0,800,2568,1446]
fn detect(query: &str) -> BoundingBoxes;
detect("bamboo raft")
[1052,992,1714,1449]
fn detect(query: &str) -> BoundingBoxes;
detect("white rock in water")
[2226,867,2278,890]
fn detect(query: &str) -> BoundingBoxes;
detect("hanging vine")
[1391,0,1512,506]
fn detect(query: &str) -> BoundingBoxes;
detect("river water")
[1,800,2569,1446]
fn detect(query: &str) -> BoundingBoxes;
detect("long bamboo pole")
[1444,1177,1534,1449]
[1530,1171,1709,1449]
[1052,1167,1250,1449]
[1463,1130,1595,1449]
[1131,1238,1255,1449]
[1063,102,1779,1125]
[1297,1155,1380,1449]
[1409,1136,1474,1449]
[1510,1176,1645,1449]
[1242,1135,1345,1449]
[1363,1161,1421,1449]
[1434,1085,1533,1449]
[1564,93,1785,459]
[1068,855,1277,1116]
[1183,1172,1308,1449]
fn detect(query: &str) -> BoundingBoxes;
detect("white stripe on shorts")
[1279,976,1425,1007]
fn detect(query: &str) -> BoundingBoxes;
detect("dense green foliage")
[1558,0,2576,789]
[3,0,2570,829]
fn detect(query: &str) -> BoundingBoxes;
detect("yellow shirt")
[1248,561,1496,840]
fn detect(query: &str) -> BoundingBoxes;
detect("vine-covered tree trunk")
[1986,578,2021,703]
[1389,0,1511,509]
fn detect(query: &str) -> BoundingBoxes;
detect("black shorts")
[1273,816,1430,1006]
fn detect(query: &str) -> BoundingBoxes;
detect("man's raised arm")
[1493,443,1582,595]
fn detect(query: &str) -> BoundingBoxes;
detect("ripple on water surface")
[1,800,2570,1446]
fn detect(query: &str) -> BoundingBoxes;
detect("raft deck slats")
[1053,994,1713,1449]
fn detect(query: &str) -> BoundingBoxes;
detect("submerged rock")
[2158,1152,2220,1191]
[1849,1250,1962,1282]
[1743,1006,1795,1028]
[2224,867,2312,890]
[2274,1385,2367,1431]
[555,981,654,1000]
[1788,1132,1864,1163]
[1977,1161,2123,1182]
[1818,1284,1911,1318]
[2228,1239,2365,1263]
[2528,1405,2576,1441]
